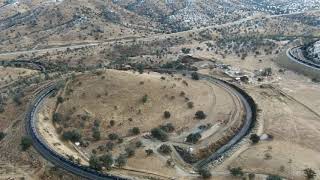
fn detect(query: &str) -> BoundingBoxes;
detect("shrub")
[186,133,201,144]
[163,111,171,119]
[136,141,143,148]
[160,123,175,133]
[199,168,212,179]
[131,127,140,135]
[151,128,168,141]
[187,102,194,109]
[195,111,206,119]
[145,149,154,156]
[20,136,32,151]
[158,144,172,155]
[142,94,148,103]
[0,132,5,141]
[304,168,316,179]
[106,141,114,151]
[116,154,127,167]
[52,113,63,123]
[229,167,244,177]
[108,133,119,141]
[89,155,102,171]
[181,48,191,54]
[110,120,115,126]
[92,129,101,141]
[250,134,260,144]
[125,147,135,157]
[266,175,282,180]
[191,72,199,80]
[57,96,64,104]
[0,105,4,113]
[99,154,113,169]
[62,130,82,142]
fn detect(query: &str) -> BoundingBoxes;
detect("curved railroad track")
[19,63,256,179]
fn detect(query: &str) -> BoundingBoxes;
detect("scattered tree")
[89,155,102,171]
[99,154,113,169]
[195,111,206,119]
[164,111,171,119]
[151,128,168,141]
[62,130,82,142]
[250,134,260,144]
[229,167,244,177]
[266,175,282,180]
[131,127,140,135]
[20,136,32,151]
[158,144,172,155]
[145,149,154,156]
[142,94,148,104]
[199,168,212,179]
[304,168,316,179]
[108,133,119,141]
[125,147,135,157]
[0,132,5,141]
[191,72,199,80]
[116,154,127,167]
[186,133,202,144]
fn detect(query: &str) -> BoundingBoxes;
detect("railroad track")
[7,61,256,179]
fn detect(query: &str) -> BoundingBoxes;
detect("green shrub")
[198,168,212,179]
[163,111,171,119]
[186,133,201,144]
[151,128,168,141]
[195,111,206,119]
[158,144,172,155]
[131,127,140,135]
[191,72,199,80]
[108,133,119,141]
[20,136,32,151]
[62,130,82,142]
